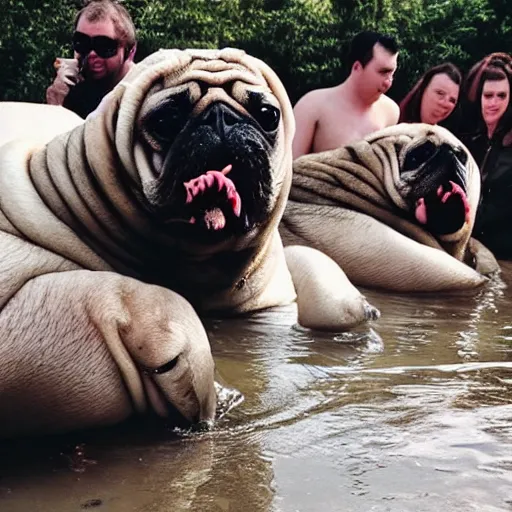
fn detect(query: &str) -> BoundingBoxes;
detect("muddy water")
[1,265,512,512]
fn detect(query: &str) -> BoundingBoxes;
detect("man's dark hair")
[347,31,398,69]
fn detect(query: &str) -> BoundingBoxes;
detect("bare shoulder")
[377,94,400,125]
[292,87,340,158]
[294,87,337,112]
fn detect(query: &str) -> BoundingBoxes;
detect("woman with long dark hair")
[399,62,462,128]
[461,54,512,258]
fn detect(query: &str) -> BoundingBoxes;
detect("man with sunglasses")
[46,0,137,118]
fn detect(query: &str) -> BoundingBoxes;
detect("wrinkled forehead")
[153,59,278,115]
[126,49,281,115]
[111,48,295,152]
[368,123,465,151]
[406,124,466,153]
[402,126,474,171]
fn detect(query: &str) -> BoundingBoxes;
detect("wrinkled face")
[75,17,127,82]
[420,73,460,125]
[137,75,284,244]
[357,43,398,99]
[396,129,476,237]
[481,78,510,128]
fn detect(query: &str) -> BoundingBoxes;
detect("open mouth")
[171,149,272,237]
[184,165,242,231]
[151,150,271,239]
[414,180,470,235]
[144,99,276,238]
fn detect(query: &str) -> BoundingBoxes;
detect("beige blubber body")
[285,245,379,330]
[281,123,499,292]
[0,269,216,438]
[0,49,375,438]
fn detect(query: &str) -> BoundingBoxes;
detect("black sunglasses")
[72,31,119,59]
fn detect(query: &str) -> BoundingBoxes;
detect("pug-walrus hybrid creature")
[0,49,376,438]
[281,123,500,292]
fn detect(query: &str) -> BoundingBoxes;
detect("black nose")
[435,143,467,188]
[201,103,243,137]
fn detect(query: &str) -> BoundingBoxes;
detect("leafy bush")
[0,0,511,105]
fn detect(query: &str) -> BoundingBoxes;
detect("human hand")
[46,58,82,105]
[54,57,83,85]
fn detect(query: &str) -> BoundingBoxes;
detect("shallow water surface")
[1,265,512,512]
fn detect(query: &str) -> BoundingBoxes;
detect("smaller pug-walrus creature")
[0,49,376,438]
[281,123,500,292]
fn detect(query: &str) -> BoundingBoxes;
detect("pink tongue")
[440,181,471,221]
[183,165,242,230]
[415,197,428,225]
[414,181,471,226]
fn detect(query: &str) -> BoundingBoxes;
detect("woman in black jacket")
[460,54,512,259]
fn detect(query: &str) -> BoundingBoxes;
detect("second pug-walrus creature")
[0,49,375,438]
[281,123,500,292]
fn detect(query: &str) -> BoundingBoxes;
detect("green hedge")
[1,0,511,105]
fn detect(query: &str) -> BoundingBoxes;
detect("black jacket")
[62,79,113,119]
[464,130,512,259]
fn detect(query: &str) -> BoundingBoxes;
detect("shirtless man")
[292,31,400,158]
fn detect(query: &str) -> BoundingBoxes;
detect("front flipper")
[0,270,216,438]
[284,245,380,331]
[465,237,501,276]
[281,205,487,292]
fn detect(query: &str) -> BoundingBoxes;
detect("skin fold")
[0,48,375,438]
[281,123,500,292]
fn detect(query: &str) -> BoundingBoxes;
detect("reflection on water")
[1,266,512,511]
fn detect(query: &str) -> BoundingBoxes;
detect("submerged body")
[281,123,499,292]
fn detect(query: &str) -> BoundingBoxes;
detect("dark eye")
[143,356,179,375]
[254,104,281,132]
[247,91,281,133]
[144,92,192,145]
[403,141,437,172]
